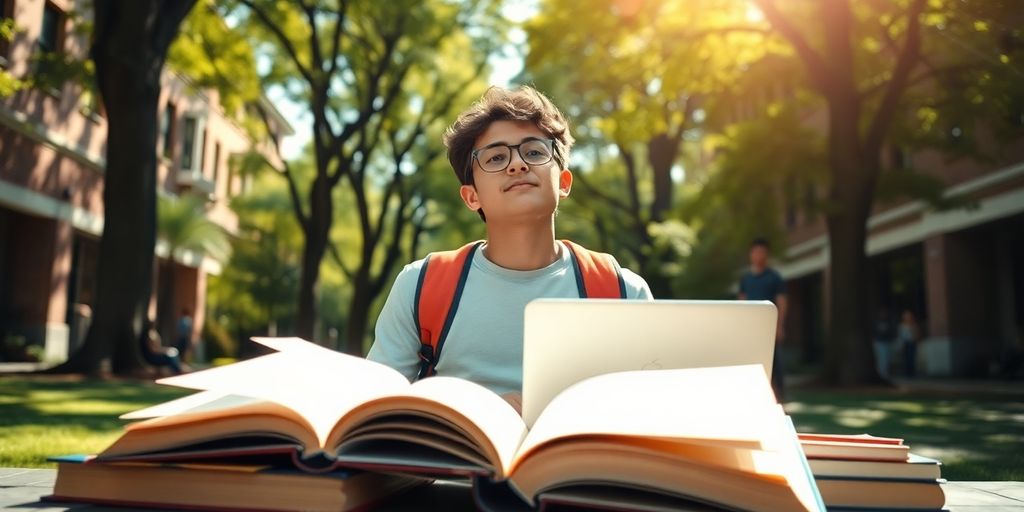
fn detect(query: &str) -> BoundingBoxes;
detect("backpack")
[414,240,626,380]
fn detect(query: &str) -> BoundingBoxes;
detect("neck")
[751,262,767,273]
[483,218,559,271]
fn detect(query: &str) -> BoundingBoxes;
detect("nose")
[505,147,529,175]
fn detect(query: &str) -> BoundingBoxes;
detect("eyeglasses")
[472,138,555,173]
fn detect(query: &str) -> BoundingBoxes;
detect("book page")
[513,365,784,470]
[408,377,527,476]
[120,390,248,419]
[157,338,411,447]
[334,376,527,478]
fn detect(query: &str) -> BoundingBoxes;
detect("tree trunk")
[343,268,372,356]
[820,89,884,385]
[295,174,333,341]
[50,0,195,375]
[823,190,879,385]
[647,132,680,223]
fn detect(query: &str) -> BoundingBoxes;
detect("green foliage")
[676,106,826,296]
[875,168,979,211]
[207,170,302,342]
[0,19,25,97]
[200,313,237,360]
[157,194,232,263]
[167,1,262,122]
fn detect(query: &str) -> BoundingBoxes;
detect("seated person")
[140,324,182,376]
[367,86,652,413]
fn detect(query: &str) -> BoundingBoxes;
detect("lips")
[504,180,537,192]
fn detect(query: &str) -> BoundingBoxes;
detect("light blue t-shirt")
[367,242,653,394]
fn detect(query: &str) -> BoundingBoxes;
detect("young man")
[737,237,788,401]
[367,86,652,412]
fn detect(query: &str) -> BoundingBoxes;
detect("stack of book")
[48,454,421,511]
[798,432,946,511]
[46,336,828,512]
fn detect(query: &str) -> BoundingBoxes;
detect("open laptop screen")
[521,299,777,427]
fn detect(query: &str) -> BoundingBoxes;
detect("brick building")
[0,0,291,362]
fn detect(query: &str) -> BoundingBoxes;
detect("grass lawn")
[0,376,189,468]
[1,375,1021,480]
[787,388,1024,481]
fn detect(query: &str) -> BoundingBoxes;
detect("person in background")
[897,309,921,377]
[141,324,182,376]
[872,308,895,380]
[738,237,788,401]
[175,308,194,361]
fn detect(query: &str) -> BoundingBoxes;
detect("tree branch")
[327,240,354,280]
[864,0,926,154]
[325,0,349,77]
[753,0,831,92]
[237,0,316,86]
[255,103,309,231]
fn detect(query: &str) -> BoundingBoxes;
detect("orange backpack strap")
[414,241,483,380]
[561,240,626,299]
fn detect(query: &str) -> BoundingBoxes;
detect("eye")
[486,153,508,164]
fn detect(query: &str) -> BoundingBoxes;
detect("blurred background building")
[0,0,291,363]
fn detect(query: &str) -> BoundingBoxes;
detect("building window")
[0,0,15,66]
[161,102,176,159]
[38,2,63,54]
[181,116,197,170]
[199,127,208,175]
[212,142,221,185]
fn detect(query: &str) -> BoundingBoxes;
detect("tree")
[525,0,1023,384]
[155,194,231,344]
[207,0,500,349]
[747,0,1024,384]
[53,0,196,375]
[524,0,764,297]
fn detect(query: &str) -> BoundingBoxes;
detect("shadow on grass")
[787,388,1024,481]
[0,376,191,468]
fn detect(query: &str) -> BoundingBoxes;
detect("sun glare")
[745,3,765,23]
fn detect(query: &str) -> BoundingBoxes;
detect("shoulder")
[385,258,428,305]
[618,267,653,299]
[569,243,653,300]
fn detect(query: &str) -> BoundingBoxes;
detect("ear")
[558,169,573,199]
[459,184,482,213]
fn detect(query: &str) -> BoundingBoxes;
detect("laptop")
[521,299,778,427]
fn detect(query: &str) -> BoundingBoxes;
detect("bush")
[202,315,237,361]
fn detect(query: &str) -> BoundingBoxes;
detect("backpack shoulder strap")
[562,240,627,299]
[414,241,482,380]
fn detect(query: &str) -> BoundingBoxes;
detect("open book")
[97,337,824,511]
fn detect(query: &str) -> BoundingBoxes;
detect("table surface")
[2,468,1023,511]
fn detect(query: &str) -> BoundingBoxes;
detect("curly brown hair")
[443,85,575,188]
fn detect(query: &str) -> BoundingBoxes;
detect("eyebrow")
[478,136,546,150]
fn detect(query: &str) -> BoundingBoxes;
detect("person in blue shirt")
[738,237,788,401]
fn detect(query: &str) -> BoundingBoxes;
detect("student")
[368,86,652,412]
[738,237,787,401]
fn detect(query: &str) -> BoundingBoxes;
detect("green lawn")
[787,388,1024,481]
[0,376,188,468]
[1,376,1021,480]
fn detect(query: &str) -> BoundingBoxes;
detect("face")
[749,245,769,266]
[459,120,572,223]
